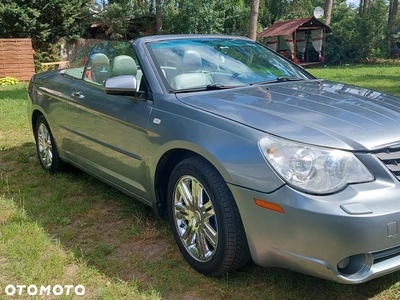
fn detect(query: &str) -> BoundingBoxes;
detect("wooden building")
[257,17,332,66]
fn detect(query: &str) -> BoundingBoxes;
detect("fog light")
[337,257,350,269]
[337,254,371,276]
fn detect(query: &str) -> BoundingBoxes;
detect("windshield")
[147,37,312,92]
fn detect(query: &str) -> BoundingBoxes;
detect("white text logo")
[4,284,85,296]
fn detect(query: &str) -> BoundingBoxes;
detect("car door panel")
[67,81,153,199]
[34,73,79,160]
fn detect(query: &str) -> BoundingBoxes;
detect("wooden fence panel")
[0,38,35,81]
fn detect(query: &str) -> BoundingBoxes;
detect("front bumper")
[229,174,400,284]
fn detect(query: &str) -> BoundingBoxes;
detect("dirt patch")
[64,264,79,278]
[49,199,171,284]
[113,237,167,263]
[108,236,169,282]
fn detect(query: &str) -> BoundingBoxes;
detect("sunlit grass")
[0,84,31,150]
[308,65,400,96]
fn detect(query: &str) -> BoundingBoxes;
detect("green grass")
[2,73,400,299]
[308,64,400,96]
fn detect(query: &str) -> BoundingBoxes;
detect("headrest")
[91,53,109,66]
[111,55,137,77]
[177,50,202,72]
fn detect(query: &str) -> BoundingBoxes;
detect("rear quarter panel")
[28,71,80,159]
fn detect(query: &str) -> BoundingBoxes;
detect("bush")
[0,77,20,86]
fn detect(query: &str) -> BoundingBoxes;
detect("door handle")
[71,91,85,99]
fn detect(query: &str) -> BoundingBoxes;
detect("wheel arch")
[31,109,44,133]
[153,147,232,220]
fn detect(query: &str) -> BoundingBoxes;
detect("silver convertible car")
[28,35,400,284]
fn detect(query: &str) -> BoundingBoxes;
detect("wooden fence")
[0,38,35,81]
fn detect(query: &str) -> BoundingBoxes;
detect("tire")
[167,156,250,276]
[34,115,65,174]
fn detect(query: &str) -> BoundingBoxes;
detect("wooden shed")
[257,17,332,66]
[0,38,35,81]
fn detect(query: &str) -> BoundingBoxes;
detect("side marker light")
[254,198,285,214]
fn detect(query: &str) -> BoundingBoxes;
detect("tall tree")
[325,0,333,25]
[249,0,260,40]
[359,0,370,14]
[388,0,399,44]
[156,0,162,33]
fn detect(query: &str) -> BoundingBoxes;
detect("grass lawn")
[2,67,400,299]
[308,64,400,97]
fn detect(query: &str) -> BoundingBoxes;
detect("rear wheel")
[34,115,65,173]
[167,156,250,276]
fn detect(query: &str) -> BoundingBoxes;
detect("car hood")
[175,80,400,151]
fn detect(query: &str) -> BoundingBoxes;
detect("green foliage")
[223,1,251,35]
[98,0,251,37]
[327,0,389,64]
[32,43,62,73]
[98,3,131,40]
[258,0,325,26]
[0,77,19,86]
[98,1,155,39]
[0,0,89,44]
[326,2,359,64]
[163,0,241,34]
[0,0,90,71]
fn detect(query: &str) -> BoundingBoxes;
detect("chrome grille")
[374,148,400,180]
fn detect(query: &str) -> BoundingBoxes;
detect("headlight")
[259,136,374,194]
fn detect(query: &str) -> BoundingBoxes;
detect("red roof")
[257,17,332,38]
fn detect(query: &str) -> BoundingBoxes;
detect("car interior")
[169,50,212,89]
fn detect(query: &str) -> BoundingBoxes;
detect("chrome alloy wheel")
[172,175,218,262]
[37,123,53,168]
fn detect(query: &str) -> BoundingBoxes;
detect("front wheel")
[167,156,250,276]
[34,115,65,173]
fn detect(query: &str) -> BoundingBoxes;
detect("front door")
[66,41,153,201]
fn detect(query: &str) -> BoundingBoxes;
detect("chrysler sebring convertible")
[28,35,400,284]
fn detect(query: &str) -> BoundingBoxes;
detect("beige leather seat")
[111,55,137,77]
[171,50,211,89]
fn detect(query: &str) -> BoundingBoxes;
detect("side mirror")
[104,75,137,95]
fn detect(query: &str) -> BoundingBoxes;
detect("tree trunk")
[248,0,260,41]
[388,0,399,47]
[360,0,370,14]
[324,0,333,25]
[156,0,162,34]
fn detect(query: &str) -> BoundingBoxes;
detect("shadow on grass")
[2,142,400,299]
[0,84,29,101]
